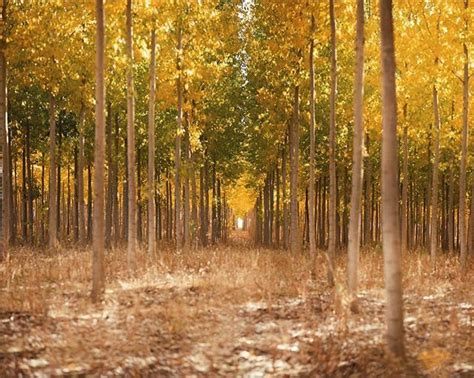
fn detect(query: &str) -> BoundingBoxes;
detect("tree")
[461,0,469,271]
[430,84,441,270]
[347,0,365,305]
[328,0,337,286]
[147,28,156,256]
[91,0,106,302]
[289,85,299,254]
[0,0,9,261]
[126,0,137,270]
[175,20,183,252]
[48,94,58,249]
[308,14,316,262]
[380,0,405,358]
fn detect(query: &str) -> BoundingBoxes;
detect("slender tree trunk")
[57,129,62,238]
[200,164,208,246]
[112,113,119,245]
[87,163,92,242]
[401,105,409,254]
[282,141,288,249]
[78,104,86,246]
[137,146,142,243]
[460,16,469,269]
[348,0,365,301]
[263,174,270,246]
[289,86,300,254]
[48,95,58,249]
[21,137,27,242]
[364,134,372,245]
[380,0,404,357]
[275,163,280,247]
[191,153,198,247]
[211,163,217,244]
[147,29,157,256]
[0,0,9,260]
[328,0,337,285]
[204,159,210,240]
[105,102,113,249]
[40,154,45,244]
[183,112,191,251]
[175,24,183,251]
[123,134,128,241]
[92,0,106,302]
[448,169,454,253]
[126,0,137,269]
[430,85,441,270]
[26,123,33,243]
[309,15,317,261]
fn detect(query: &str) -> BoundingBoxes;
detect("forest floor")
[0,232,473,377]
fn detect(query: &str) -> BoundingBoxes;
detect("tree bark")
[289,86,300,254]
[460,8,469,269]
[430,85,441,270]
[48,95,58,250]
[380,0,405,358]
[364,133,372,245]
[282,141,288,249]
[309,15,317,260]
[78,104,86,246]
[0,0,9,260]
[347,0,365,300]
[200,164,208,246]
[328,0,337,285]
[175,23,183,251]
[105,102,113,249]
[401,105,409,254]
[147,29,157,256]
[126,0,137,269]
[92,0,106,302]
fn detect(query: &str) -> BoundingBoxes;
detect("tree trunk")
[126,0,137,269]
[137,146,142,243]
[105,102,113,249]
[430,85,441,270]
[328,0,337,285]
[191,153,198,247]
[78,104,86,246]
[87,163,92,242]
[309,15,317,260]
[113,113,119,246]
[282,141,288,249]
[380,0,405,357]
[401,105,409,254]
[22,136,27,242]
[183,112,191,251]
[27,122,33,243]
[347,0,365,300]
[364,134,372,245]
[460,14,469,269]
[0,0,10,260]
[263,174,270,246]
[448,168,454,253]
[92,0,106,302]
[175,24,183,251]
[147,29,157,256]
[275,163,280,247]
[289,86,300,254]
[200,164,208,246]
[48,95,58,250]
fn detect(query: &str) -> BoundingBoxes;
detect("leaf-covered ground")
[0,235,473,377]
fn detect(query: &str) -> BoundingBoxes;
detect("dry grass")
[0,235,473,376]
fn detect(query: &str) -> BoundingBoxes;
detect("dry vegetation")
[0,232,473,377]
